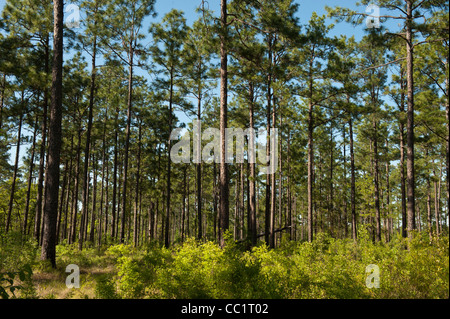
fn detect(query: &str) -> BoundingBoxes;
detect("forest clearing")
[0,0,449,301]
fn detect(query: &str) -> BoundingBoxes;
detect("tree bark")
[248,83,257,246]
[41,0,63,267]
[69,128,82,244]
[446,76,449,230]
[79,34,97,250]
[307,80,314,242]
[34,35,49,244]
[165,67,174,248]
[349,116,357,242]
[24,113,38,235]
[0,73,5,129]
[405,0,416,238]
[218,0,229,247]
[433,166,441,238]
[385,139,391,242]
[6,96,24,233]
[134,120,142,247]
[265,35,273,247]
[181,166,187,242]
[111,106,119,240]
[197,94,202,241]
[269,83,277,248]
[121,44,134,243]
[373,118,381,242]
[89,153,97,244]
[56,161,67,243]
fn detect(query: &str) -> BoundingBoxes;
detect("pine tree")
[102,0,156,243]
[41,0,63,268]
[149,9,189,248]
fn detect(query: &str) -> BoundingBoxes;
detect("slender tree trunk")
[248,83,257,246]
[240,162,245,240]
[0,73,5,129]
[329,124,334,237]
[63,136,74,241]
[373,118,381,242]
[427,189,432,240]
[187,172,190,238]
[70,128,82,244]
[433,166,441,238]
[89,153,97,244]
[234,167,240,240]
[218,0,229,247]
[196,95,202,241]
[56,162,67,243]
[134,121,142,247]
[385,139,391,242]
[405,0,416,238]
[265,35,272,247]
[111,107,119,240]
[99,103,109,245]
[213,162,218,241]
[287,128,292,240]
[79,35,97,250]
[307,85,314,242]
[277,113,282,245]
[165,68,174,248]
[181,166,187,242]
[6,97,24,233]
[34,35,50,244]
[121,45,134,243]
[24,113,38,235]
[349,116,357,242]
[397,68,407,238]
[269,87,276,248]
[41,0,63,267]
[446,76,449,230]
[342,123,348,238]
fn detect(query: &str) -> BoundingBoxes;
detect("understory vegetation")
[1,229,448,299]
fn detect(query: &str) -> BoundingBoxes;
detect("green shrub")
[27,231,447,299]
[95,274,118,299]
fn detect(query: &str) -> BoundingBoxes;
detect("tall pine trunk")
[373,117,381,242]
[405,0,416,238]
[165,68,174,248]
[218,0,229,248]
[41,0,63,267]
[79,35,97,250]
[24,113,38,235]
[6,95,24,233]
[35,35,50,244]
[121,45,134,243]
[399,72,407,238]
[248,83,257,246]
[197,93,202,241]
[349,116,357,242]
[307,74,314,242]
[134,121,142,246]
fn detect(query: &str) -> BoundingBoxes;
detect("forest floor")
[1,229,449,299]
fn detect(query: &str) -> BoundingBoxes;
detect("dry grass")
[26,264,116,299]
